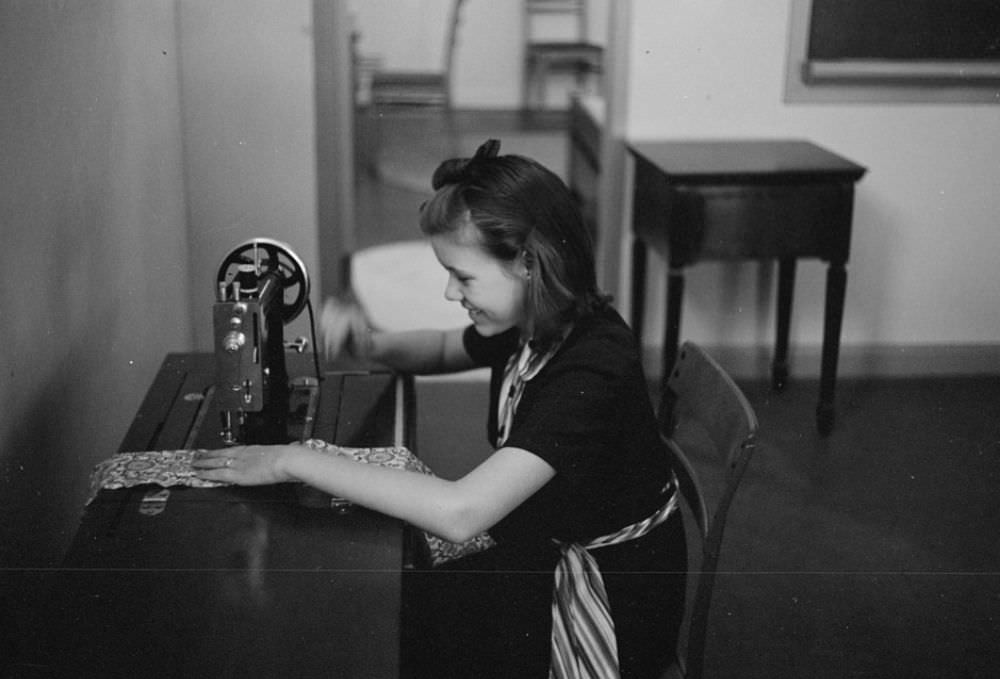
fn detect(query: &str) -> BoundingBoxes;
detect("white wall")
[179,0,320,350]
[0,0,324,567]
[623,0,1000,375]
[0,0,190,565]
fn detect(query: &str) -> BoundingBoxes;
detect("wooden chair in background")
[368,0,466,112]
[522,0,603,110]
[360,0,467,172]
[658,342,760,679]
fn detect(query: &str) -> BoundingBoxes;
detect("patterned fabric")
[88,449,225,503]
[423,531,497,566]
[549,479,679,679]
[88,441,494,566]
[302,439,429,472]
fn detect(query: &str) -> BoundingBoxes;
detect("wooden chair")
[522,0,603,110]
[368,0,466,112]
[658,342,759,679]
[360,0,467,175]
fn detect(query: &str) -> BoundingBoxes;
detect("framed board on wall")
[785,0,1000,104]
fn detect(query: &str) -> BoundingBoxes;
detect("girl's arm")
[193,444,554,543]
[320,296,476,374]
[368,326,475,374]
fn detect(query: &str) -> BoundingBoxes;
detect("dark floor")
[365,109,1000,678]
[705,376,1000,678]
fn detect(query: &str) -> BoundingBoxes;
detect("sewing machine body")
[212,238,309,445]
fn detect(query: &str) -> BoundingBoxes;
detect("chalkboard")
[803,0,1000,83]
[808,0,1000,62]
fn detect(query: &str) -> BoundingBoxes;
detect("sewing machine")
[212,238,316,445]
[6,238,420,676]
[22,354,414,678]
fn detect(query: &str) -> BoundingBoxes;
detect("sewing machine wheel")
[216,238,310,323]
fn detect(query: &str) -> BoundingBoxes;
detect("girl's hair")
[419,139,610,350]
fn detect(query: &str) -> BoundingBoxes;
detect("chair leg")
[772,258,796,391]
[354,105,371,174]
[630,238,647,342]
[661,266,684,399]
[532,57,548,110]
[365,103,383,177]
[522,55,535,111]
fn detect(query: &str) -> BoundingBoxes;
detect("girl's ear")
[519,249,535,279]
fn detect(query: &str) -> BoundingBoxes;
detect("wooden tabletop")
[628,139,867,183]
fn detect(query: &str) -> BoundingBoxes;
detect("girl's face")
[430,222,528,337]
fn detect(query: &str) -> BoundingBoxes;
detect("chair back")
[524,0,590,44]
[659,342,758,679]
[521,0,603,109]
[360,0,466,109]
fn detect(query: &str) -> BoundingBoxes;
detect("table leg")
[661,266,685,398]
[522,56,532,110]
[531,58,548,110]
[817,262,847,436]
[524,56,542,110]
[630,238,647,341]
[772,258,796,391]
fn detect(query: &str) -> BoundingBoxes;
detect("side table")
[628,140,866,436]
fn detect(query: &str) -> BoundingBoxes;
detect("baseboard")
[644,342,1000,380]
[412,344,1000,385]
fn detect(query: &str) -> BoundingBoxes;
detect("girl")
[194,141,686,678]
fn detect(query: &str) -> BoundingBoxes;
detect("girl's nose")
[443,275,462,302]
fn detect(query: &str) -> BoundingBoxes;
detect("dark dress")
[402,307,686,679]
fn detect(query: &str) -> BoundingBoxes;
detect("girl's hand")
[319,295,372,360]
[192,445,301,486]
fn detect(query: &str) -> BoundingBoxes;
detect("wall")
[0,1,190,566]
[0,0,331,569]
[622,0,1000,376]
[178,0,320,350]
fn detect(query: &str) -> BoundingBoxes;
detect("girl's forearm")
[281,446,480,542]
[369,328,473,374]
